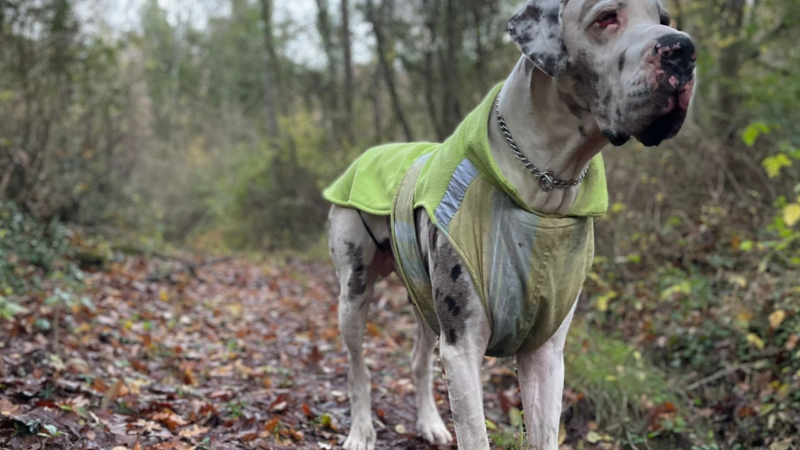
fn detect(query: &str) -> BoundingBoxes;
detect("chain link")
[495,98,589,192]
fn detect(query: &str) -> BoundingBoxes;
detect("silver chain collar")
[494,98,589,192]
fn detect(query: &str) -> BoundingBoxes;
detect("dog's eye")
[596,12,618,28]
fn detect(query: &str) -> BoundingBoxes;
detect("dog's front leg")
[439,321,491,450]
[516,297,578,450]
[426,227,492,450]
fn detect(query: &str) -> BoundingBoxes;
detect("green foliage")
[0,202,78,294]
[0,2,136,223]
[566,324,684,426]
[0,295,28,321]
[45,288,93,313]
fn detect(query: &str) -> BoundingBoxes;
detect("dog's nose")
[655,34,696,78]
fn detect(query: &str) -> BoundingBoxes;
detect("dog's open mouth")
[634,81,694,147]
[634,95,687,147]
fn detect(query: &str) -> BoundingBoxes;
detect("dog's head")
[508,0,696,147]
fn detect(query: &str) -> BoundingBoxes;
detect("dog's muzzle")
[635,33,697,147]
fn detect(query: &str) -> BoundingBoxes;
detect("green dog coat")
[324,84,608,357]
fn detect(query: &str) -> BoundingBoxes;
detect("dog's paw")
[417,416,453,445]
[343,422,376,450]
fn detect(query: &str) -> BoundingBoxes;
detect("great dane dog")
[328,0,696,448]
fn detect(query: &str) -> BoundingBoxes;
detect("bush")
[0,201,77,295]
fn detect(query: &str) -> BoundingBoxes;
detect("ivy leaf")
[741,121,772,147]
[763,154,793,179]
[595,291,617,312]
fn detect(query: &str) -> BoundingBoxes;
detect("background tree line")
[1,0,798,250]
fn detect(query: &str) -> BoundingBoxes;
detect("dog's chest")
[393,162,595,357]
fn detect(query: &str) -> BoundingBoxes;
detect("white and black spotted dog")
[328,0,696,448]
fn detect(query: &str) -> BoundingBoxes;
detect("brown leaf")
[302,403,313,419]
[179,424,209,438]
[0,398,22,417]
[152,408,189,432]
[264,416,280,433]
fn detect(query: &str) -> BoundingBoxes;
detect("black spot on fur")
[579,125,588,137]
[571,51,602,113]
[345,242,368,299]
[516,3,543,23]
[618,51,627,73]
[450,265,462,282]
[434,288,471,345]
[509,2,567,77]
[449,329,458,345]
[543,54,559,74]
[445,296,461,317]
[417,211,473,347]
[559,91,585,119]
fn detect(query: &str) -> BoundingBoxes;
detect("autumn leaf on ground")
[152,409,188,432]
[179,424,209,438]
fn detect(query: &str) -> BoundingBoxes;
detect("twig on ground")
[145,257,233,283]
[686,364,751,391]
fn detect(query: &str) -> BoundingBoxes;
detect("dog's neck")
[489,57,608,215]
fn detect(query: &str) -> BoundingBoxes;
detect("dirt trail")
[0,256,536,449]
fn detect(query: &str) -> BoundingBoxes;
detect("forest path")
[0,255,537,449]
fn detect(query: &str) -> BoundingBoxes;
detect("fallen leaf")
[747,333,766,350]
[152,409,188,432]
[264,417,280,433]
[179,424,209,438]
[0,399,21,417]
[770,438,793,450]
[770,310,787,329]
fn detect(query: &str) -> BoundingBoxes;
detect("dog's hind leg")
[329,206,388,450]
[516,296,579,450]
[410,309,453,445]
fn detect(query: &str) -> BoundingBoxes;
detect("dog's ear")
[507,0,568,78]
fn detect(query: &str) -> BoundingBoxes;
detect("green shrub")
[0,201,77,294]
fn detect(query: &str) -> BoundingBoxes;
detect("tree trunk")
[260,0,281,140]
[471,0,489,94]
[370,66,383,144]
[440,0,461,134]
[365,0,414,141]
[314,0,340,111]
[716,0,745,140]
[420,0,445,141]
[340,0,355,143]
